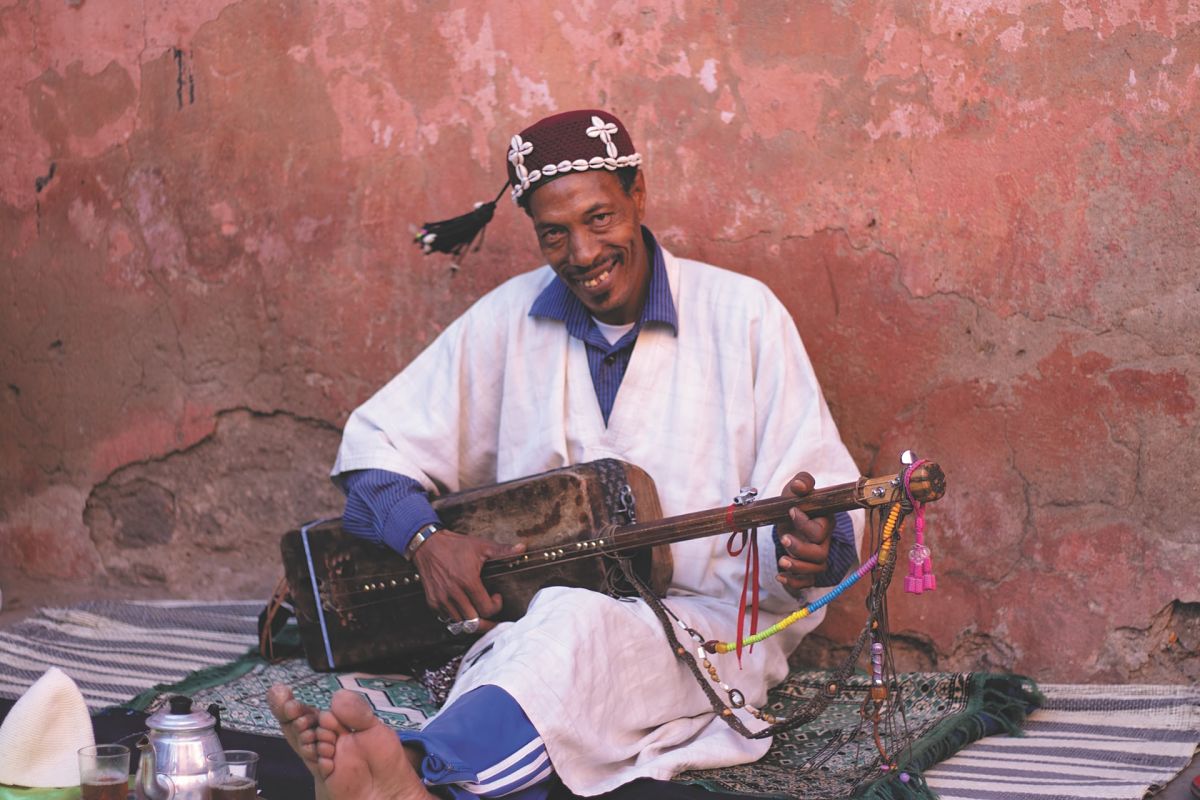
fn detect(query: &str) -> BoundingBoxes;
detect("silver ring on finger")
[461,617,481,634]
[446,620,465,635]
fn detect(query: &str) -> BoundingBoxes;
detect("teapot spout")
[134,736,175,800]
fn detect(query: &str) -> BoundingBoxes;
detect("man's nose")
[567,229,602,267]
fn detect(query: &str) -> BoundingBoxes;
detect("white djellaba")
[335,249,864,794]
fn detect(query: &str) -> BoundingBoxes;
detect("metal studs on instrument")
[872,486,886,497]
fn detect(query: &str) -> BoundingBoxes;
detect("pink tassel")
[905,554,924,594]
[922,554,937,591]
[902,459,937,595]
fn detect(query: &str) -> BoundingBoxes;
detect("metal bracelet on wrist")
[403,522,441,561]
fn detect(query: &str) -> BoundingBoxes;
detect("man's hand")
[411,529,525,633]
[775,472,833,598]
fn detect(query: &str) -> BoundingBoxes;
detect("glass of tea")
[77,743,130,800]
[205,750,259,800]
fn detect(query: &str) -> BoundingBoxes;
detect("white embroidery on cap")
[508,135,533,184]
[508,117,641,202]
[586,116,620,158]
[510,153,642,202]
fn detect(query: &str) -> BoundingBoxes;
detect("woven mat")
[924,682,1200,799]
[0,601,261,710]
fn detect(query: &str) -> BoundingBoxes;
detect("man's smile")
[580,269,610,289]
[569,254,621,292]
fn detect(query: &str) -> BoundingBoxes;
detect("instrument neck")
[480,477,877,579]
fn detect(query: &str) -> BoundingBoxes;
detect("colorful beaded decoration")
[644,501,907,727]
[704,503,903,655]
[624,454,940,759]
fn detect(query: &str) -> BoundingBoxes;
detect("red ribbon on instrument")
[725,505,759,667]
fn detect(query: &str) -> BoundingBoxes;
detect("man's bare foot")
[268,684,336,800]
[314,689,434,800]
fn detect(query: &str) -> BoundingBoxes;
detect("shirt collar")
[529,227,678,340]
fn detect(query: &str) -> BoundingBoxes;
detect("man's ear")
[630,170,647,218]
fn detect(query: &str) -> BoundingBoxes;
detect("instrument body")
[281,458,946,672]
[282,459,665,671]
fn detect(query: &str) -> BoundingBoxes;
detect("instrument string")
[318,498,863,608]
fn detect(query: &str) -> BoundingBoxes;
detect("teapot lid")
[146,695,217,733]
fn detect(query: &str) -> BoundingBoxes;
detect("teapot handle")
[134,737,177,800]
[134,772,175,800]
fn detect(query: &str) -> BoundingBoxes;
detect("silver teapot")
[134,695,224,800]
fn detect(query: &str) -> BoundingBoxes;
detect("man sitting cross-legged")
[268,108,864,799]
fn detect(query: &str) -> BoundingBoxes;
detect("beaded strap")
[628,502,907,741]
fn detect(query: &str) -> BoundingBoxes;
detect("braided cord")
[711,503,904,654]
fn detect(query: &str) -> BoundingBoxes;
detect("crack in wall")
[34,161,57,193]
[998,415,1037,587]
[779,224,899,259]
[89,405,341,488]
[171,47,195,109]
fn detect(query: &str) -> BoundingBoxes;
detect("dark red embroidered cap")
[506,109,641,202]
[415,108,642,259]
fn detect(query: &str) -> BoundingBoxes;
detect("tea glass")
[205,750,259,800]
[78,743,130,800]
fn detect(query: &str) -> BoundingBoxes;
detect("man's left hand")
[775,472,833,598]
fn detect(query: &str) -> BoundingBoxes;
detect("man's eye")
[592,213,612,225]
[540,229,564,245]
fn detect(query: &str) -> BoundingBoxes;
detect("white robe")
[333,249,863,795]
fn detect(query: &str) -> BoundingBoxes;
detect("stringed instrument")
[280,457,945,671]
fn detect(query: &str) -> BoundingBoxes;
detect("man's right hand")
[411,529,525,632]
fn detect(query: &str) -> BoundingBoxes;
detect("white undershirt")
[592,318,636,345]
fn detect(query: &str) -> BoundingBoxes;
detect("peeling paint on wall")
[1,0,1197,682]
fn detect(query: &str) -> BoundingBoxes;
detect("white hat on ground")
[0,666,95,787]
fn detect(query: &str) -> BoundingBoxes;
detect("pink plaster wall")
[2,0,1197,683]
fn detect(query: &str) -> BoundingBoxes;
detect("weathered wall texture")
[2,1,1197,683]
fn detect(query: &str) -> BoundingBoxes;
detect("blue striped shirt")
[527,227,677,424]
[342,226,857,586]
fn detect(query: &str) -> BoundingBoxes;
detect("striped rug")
[924,682,1200,799]
[0,600,261,709]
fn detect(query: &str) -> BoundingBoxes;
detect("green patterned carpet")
[136,653,1038,800]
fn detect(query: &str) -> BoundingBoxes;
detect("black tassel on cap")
[414,183,509,258]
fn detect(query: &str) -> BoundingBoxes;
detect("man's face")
[527,170,649,326]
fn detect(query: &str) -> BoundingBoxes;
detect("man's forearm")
[340,468,441,556]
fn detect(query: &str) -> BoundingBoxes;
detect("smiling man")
[269,110,864,800]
